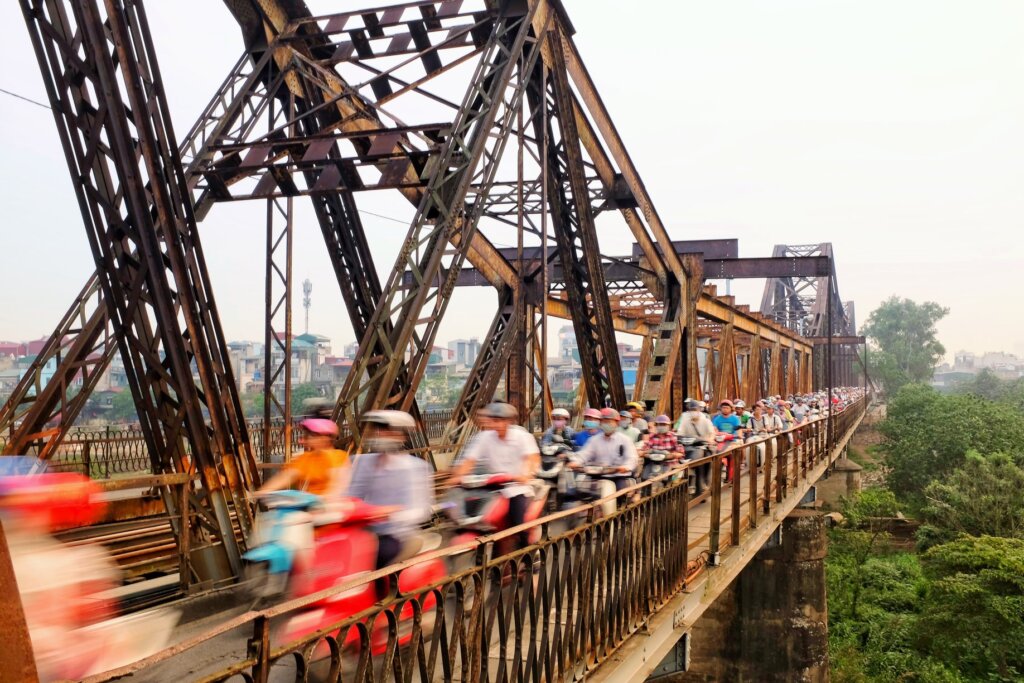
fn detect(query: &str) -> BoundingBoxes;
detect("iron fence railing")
[89,399,866,683]
[0,410,459,477]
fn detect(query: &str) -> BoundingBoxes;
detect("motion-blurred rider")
[258,418,349,497]
[574,408,603,449]
[346,410,434,569]
[571,408,639,491]
[449,402,540,548]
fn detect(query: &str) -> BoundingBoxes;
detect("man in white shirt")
[449,402,539,547]
[676,399,717,494]
[571,408,639,491]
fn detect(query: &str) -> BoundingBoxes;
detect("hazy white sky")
[1,0,1022,360]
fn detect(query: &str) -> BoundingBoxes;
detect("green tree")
[291,383,321,408]
[957,371,1024,412]
[861,297,948,395]
[919,536,1024,681]
[107,390,138,422]
[919,452,1024,546]
[829,489,903,621]
[879,384,1024,499]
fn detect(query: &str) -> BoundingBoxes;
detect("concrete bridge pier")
[659,509,830,682]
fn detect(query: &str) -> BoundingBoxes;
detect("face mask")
[365,436,404,453]
[601,422,617,435]
[656,425,669,433]
[552,419,567,428]
[618,419,630,428]
[583,420,599,429]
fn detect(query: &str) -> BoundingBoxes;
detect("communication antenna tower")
[302,279,312,335]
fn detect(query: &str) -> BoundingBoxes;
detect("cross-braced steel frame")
[9,0,856,586]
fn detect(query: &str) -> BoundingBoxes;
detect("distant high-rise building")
[558,326,579,363]
[448,338,481,366]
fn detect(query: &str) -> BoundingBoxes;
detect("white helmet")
[361,410,416,431]
[551,408,570,419]
[734,400,746,409]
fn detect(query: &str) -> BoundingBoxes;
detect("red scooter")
[277,497,446,657]
[0,463,178,680]
[444,473,550,551]
[715,433,738,482]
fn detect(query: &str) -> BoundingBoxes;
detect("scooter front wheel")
[243,561,288,601]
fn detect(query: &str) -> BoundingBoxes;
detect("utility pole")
[302,279,312,335]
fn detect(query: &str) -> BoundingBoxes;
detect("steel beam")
[807,336,867,345]
[530,43,625,409]
[0,277,110,456]
[263,196,294,462]
[21,0,256,577]
[403,252,828,288]
[334,5,550,445]
[0,47,283,459]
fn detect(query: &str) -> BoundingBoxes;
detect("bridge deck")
[84,403,865,683]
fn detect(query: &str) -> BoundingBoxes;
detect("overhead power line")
[0,87,51,110]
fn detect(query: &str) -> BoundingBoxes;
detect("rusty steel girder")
[0,47,284,460]
[332,4,551,443]
[20,0,257,577]
[527,48,625,410]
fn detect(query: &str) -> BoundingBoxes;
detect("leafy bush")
[879,384,1024,499]
[919,536,1024,681]
[919,452,1024,546]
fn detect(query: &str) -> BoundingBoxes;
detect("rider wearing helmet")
[571,408,639,490]
[258,418,349,496]
[573,407,603,449]
[626,401,649,435]
[618,410,642,443]
[346,411,434,569]
[642,414,678,453]
[734,400,750,426]
[449,402,540,548]
[541,407,576,447]
[676,399,716,493]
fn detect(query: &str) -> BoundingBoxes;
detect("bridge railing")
[92,399,866,683]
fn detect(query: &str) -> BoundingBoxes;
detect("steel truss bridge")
[2,0,868,679]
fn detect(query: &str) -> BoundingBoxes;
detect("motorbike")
[639,448,682,492]
[1,463,178,680]
[680,437,711,495]
[715,433,739,482]
[242,489,321,597]
[563,464,634,517]
[271,496,446,657]
[537,437,575,511]
[444,473,550,550]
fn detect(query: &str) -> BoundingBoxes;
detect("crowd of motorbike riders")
[1,389,862,677]
[254,388,862,569]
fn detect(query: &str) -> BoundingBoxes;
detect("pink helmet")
[583,408,602,420]
[599,407,619,421]
[300,418,339,437]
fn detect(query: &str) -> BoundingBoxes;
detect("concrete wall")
[659,510,830,682]
[816,456,862,510]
